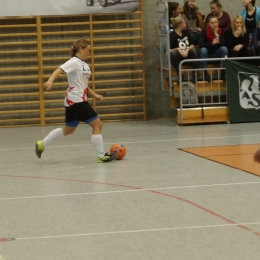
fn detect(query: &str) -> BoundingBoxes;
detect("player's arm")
[44,68,63,91]
[88,87,103,101]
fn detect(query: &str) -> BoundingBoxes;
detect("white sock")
[91,134,105,158]
[42,128,64,148]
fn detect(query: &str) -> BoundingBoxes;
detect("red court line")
[0,174,259,239]
[0,238,14,242]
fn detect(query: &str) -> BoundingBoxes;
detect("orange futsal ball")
[110,143,126,160]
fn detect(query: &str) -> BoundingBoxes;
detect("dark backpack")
[181,82,198,104]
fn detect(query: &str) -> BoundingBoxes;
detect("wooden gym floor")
[181,144,260,177]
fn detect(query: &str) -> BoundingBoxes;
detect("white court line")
[15,222,260,240]
[1,181,260,201]
[0,133,260,151]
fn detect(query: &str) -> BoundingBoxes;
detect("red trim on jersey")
[66,86,75,106]
[66,97,74,106]
[82,87,88,101]
[66,86,75,93]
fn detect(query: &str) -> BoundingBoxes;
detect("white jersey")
[60,56,91,107]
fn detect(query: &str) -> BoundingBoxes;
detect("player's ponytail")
[70,38,91,57]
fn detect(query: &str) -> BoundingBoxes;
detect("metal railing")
[177,57,260,123]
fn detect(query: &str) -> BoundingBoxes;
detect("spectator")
[198,15,228,81]
[240,0,260,34]
[169,16,199,82]
[225,15,254,62]
[252,18,260,65]
[168,2,182,31]
[181,0,204,45]
[204,0,231,31]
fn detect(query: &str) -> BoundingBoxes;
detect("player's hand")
[95,94,103,101]
[254,148,260,163]
[44,81,52,91]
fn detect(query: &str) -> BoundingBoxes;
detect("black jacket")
[198,28,226,54]
[224,27,249,52]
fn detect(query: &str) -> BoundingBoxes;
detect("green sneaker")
[97,152,116,163]
[35,140,44,158]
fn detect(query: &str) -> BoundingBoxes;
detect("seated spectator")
[240,0,260,34]
[252,18,260,65]
[168,2,182,31]
[225,15,254,62]
[181,0,204,45]
[198,15,228,81]
[169,16,199,82]
[204,0,231,31]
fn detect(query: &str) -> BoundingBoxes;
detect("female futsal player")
[35,38,116,163]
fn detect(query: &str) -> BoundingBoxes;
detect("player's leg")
[35,107,78,158]
[79,101,115,163]
[87,117,116,163]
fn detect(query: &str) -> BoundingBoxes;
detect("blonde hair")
[231,15,246,36]
[170,16,184,30]
[70,38,91,57]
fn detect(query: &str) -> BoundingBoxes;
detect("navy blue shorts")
[65,101,98,127]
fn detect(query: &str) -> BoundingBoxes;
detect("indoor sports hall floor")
[1,118,260,260]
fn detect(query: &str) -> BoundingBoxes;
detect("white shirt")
[60,56,91,107]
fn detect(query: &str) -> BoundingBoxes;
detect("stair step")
[173,80,227,96]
